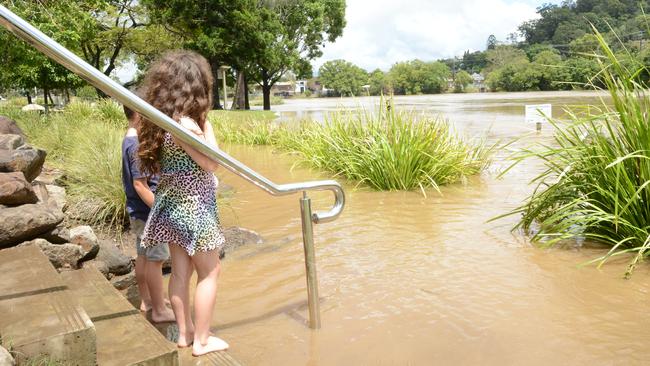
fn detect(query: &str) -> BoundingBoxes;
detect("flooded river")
[208,91,650,365]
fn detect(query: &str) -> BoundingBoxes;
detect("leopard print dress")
[141,132,224,256]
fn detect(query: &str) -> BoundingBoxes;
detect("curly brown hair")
[137,50,213,175]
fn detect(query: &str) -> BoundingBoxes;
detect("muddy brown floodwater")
[187,91,650,365]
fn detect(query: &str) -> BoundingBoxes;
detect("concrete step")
[0,245,96,365]
[60,267,179,366]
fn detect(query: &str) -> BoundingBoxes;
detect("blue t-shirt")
[121,135,158,221]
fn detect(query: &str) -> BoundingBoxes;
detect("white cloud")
[313,0,549,72]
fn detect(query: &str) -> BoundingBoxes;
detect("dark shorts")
[131,218,170,262]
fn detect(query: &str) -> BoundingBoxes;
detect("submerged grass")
[283,106,494,193]
[210,102,494,193]
[498,29,650,276]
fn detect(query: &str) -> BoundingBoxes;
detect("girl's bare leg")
[191,249,228,356]
[168,244,195,347]
[135,255,151,312]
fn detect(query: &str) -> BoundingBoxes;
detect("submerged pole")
[300,192,321,329]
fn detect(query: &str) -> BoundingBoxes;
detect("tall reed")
[499,29,650,276]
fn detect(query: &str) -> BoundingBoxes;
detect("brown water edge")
[178,91,650,365]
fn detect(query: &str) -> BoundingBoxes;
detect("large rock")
[96,239,133,275]
[69,225,99,262]
[0,172,37,205]
[223,226,264,253]
[0,345,14,366]
[18,239,85,269]
[0,146,47,181]
[40,224,70,244]
[0,204,64,248]
[0,116,24,136]
[83,260,110,279]
[32,183,67,210]
[0,134,24,150]
[34,166,64,185]
[110,271,136,291]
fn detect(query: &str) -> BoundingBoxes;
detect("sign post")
[525,104,552,131]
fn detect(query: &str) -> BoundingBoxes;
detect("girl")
[137,50,228,356]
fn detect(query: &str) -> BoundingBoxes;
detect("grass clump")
[283,106,493,193]
[499,30,650,276]
[2,100,127,230]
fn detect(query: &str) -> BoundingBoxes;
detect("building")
[472,73,486,92]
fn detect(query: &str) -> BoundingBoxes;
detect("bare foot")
[140,301,152,312]
[151,308,176,323]
[177,332,193,348]
[141,299,171,312]
[192,336,229,356]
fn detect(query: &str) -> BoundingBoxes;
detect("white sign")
[525,104,552,124]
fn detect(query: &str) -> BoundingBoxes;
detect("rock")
[0,134,24,150]
[40,224,70,244]
[18,239,84,269]
[110,271,136,291]
[45,184,66,210]
[96,239,133,275]
[34,166,64,185]
[0,172,38,205]
[0,204,64,248]
[0,116,24,136]
[0,345,14,366]
[0,146,47,181]
[21,104,45,112]
[70,225,99,263]
[83,260,110,279]
[223,226,264,253]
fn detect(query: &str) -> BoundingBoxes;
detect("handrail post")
[300,192,321,329]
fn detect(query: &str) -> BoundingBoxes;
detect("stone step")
[178,348,243,366]
[0,245,96,364]
[60,267,178,366]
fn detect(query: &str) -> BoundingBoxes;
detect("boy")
[121,105,175,323]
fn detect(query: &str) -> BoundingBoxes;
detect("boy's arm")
[133,178,155,208]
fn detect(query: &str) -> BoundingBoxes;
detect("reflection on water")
[208,91,649,365]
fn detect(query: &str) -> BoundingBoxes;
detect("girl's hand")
[179,117,204,138]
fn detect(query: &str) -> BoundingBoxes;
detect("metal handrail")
[0,5,345,224]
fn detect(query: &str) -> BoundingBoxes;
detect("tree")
[318,60,368,96]
[0,1,85,106]
[144,0,262,109]
[247,0,346,110]
[453,70,473,93]
[368,69,389,95]
[486,34,498,50]
[388,60,450,95]
[461,50,488,74]
[484,45,528,72]
[532,49,563,90]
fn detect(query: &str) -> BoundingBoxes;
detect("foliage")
[318,60,368,96]
[388,60,450,95]
[283,103,493,193]
[368,68,390,95]
[497,30,650,276]
[453,70,473,93]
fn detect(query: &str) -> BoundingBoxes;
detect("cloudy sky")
[312,0,561,72]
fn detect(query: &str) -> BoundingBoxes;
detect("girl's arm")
[173,117,220,172]
[133,178,155,207]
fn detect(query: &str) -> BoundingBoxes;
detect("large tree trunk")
[26,92,32,105]
[231,71,247,110]
[261,69,271,111]
[43,85,49,113]
[244,74,250,110]
[210,59,223,110]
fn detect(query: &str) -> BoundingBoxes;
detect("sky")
[311,0,562,72]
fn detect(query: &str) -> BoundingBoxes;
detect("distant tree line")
[318,0,650,96]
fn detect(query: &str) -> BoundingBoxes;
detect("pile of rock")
[0,117,134,280]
